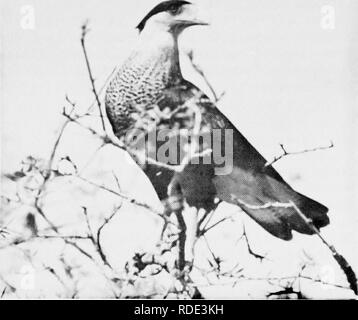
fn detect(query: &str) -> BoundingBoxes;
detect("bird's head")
[136,1,208,35]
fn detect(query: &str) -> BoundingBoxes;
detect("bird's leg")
[166,180,187,273]
[175,209,187,273]
[185,207,200,270]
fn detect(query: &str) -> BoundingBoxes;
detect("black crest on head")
[136,0,191,32]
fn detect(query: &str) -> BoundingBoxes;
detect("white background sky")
[1,0,358,296]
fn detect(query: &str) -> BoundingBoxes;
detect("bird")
[105,0,329,240]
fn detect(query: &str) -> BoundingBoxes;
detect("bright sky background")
[1,0,358,293]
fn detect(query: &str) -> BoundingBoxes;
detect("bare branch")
[1,287,6,298]
[73,174,169,223]
[96,205,122,268]
[231,195,293,210]
[198,216,232,237]
[237,225,267,262]
[187,50,225,103]
[37,235,90,240]
[203,235,223,273]
[81,21,106,131]
[81,207,95,241]
[265,141,334,167]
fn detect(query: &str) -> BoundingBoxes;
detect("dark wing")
[181,80,329,240]
[193,85,329,240]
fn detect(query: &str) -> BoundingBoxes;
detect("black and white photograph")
[0,0,357,301]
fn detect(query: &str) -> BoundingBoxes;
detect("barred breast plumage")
[105,40,180,138]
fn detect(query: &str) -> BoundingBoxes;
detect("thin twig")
[199,216,232,236]
[81,21,106,131]
[37,235,90,240]
[96,205,122,268]
[73,175,168,222]
[265,141,334,167]
[1,287,6,298]
[237,225,267,262]
[32,97,78,233]
[288,201,358,295]
[187,50,225,103]
[87,67,117,114]
[201,236,225,281]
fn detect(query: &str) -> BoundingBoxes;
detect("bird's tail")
[213,169,329,240]
[294,191,330,230]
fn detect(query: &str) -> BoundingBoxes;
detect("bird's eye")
[169,6,183,15]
